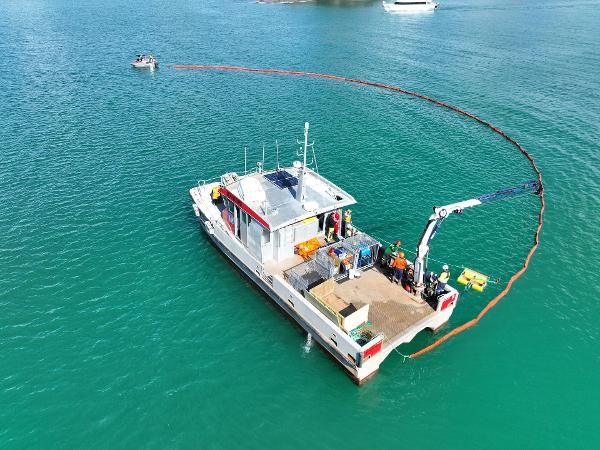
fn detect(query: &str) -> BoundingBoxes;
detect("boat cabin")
[217,166,356,265]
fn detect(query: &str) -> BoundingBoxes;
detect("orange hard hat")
[395,240,401,246]
[399,252,405,257]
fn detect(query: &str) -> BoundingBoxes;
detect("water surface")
[1,0,599,448]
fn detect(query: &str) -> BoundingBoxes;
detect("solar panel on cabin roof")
[264,171,299,189]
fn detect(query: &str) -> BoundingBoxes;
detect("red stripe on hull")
[220,187,271,231]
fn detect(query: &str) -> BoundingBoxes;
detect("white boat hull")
[383,1,438,12]
[131,62,157,69]
[190,183,458,383]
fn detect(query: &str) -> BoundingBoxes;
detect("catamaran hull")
[190,184,457,383]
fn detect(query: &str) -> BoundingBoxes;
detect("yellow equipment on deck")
[457,268,489,292]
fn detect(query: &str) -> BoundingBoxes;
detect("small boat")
[382,0,438,13]
[131,54,158,70]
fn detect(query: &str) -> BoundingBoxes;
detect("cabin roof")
[221,167,356,231]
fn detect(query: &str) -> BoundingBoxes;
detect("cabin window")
[225,199,234,214]
[262,230,270,244]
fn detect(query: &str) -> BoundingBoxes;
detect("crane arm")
[413,180,540,290]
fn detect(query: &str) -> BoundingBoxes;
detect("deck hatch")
[264,170,298,189]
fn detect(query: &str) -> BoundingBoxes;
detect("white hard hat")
[442,264,449,271]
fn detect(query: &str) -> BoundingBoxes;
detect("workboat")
[382,0,438,13]
[189,123,538,383]
[131,54,157,69]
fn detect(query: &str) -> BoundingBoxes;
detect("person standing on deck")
[391,252,407,283]
[211,186,221,204]
[437,264,450,293]
[382,240,402,265]
[342,209,352,237]
[326,212,336,242]
[333,210,341,238]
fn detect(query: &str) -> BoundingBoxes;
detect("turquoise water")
[1,0,599,447]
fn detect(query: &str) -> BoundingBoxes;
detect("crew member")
[404,267,415,293]
[211,186,221,204]
[333,210,341,237]
[437,264,450,293]
[342,209,352,237]
[382,240,402,265]
[391,252,407,284]
[326,213,336,242]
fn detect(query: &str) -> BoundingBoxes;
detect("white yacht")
[383,1,438,13]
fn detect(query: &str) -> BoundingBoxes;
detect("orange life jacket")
[392,257,407,269]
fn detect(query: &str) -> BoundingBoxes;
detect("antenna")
[275,140,280,170]
[296,122,310,204]
[296,127,315,167]
[244,147,247,175]
[262,143,265,170]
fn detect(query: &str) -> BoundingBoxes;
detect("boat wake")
[302,333,313,354]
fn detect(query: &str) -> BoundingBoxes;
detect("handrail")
[197,164,294,189]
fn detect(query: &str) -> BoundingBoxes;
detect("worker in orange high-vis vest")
[391,252,407,284]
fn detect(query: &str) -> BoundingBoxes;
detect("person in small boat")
[391,252,407,283]
[436,264,450,293]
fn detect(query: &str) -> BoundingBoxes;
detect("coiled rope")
[173,64,545,359]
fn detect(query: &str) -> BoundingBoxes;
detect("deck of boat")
[264,236,329,277]
[333,267,436,347]
[265,254,305,277]
[192,183,436,348]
